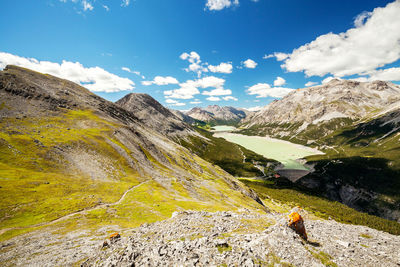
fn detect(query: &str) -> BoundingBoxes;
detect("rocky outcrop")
[83,210,400,266]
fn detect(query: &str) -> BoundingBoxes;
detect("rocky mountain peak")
[117,93,173,118]
[244,79,400,128]
[116,93,196,138]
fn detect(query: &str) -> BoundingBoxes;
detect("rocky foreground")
[83,210,400,266]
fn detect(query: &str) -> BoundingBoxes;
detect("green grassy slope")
[0,109,267,241]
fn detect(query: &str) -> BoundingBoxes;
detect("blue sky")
[1,0,399,110]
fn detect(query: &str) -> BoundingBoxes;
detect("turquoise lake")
[213,129,323,170]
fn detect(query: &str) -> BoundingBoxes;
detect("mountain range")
[186,105,250,125]
[241,79,400,142]
[1,65,400,266]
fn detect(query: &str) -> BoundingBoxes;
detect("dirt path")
[237,146,246,163]
[0,181,150,236]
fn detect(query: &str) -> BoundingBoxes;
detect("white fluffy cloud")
[273,77,286,86]
[354,11,372,28]
[121,67,145,79]
[264,52,289,61]
[82,0,93,11]
[208,62,233,73]
[206,96,221,101]
[165,99,177,104]
[61,0,130,10]
[121,0,130,7]
[346,67,400,83]
[164,76,226,100]
[279,1,400,78]
[195,76,226,88]
[180,51,200,62]
[180,51,234,77]
[305,81,318,87]
[142,76,179,86]
[244,106,263,112]
[0,52,134,92]
[367,67,400,81]
[223,96,238,101]
[180,51,208,77]
[263,54,274,59]
[321,77,342,84]
[205,0,239,11]
[164,83,200,100]
[273,52,289,61]
[165,99,186,106]
[190,99,202,104]
[247,83,294,98]
[242,59,257,69]
[174,103,186,106]
[202,88,232,96]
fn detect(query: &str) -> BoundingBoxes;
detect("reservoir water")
[211,125,237,132]
[213,126,323,170]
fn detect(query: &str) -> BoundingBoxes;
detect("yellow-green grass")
[0,109,265,242]
[305,247,337,267]
[0,110,141,237]
[0,175,264,242]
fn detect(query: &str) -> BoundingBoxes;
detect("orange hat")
[289,212,301,223]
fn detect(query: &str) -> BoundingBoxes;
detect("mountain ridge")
[187,105,250,125]
[243,79,400,130]
[116,92,198,139]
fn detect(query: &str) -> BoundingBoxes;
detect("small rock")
[102,241,109,248]
[337,240,350,247]
[215,239,228,246]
